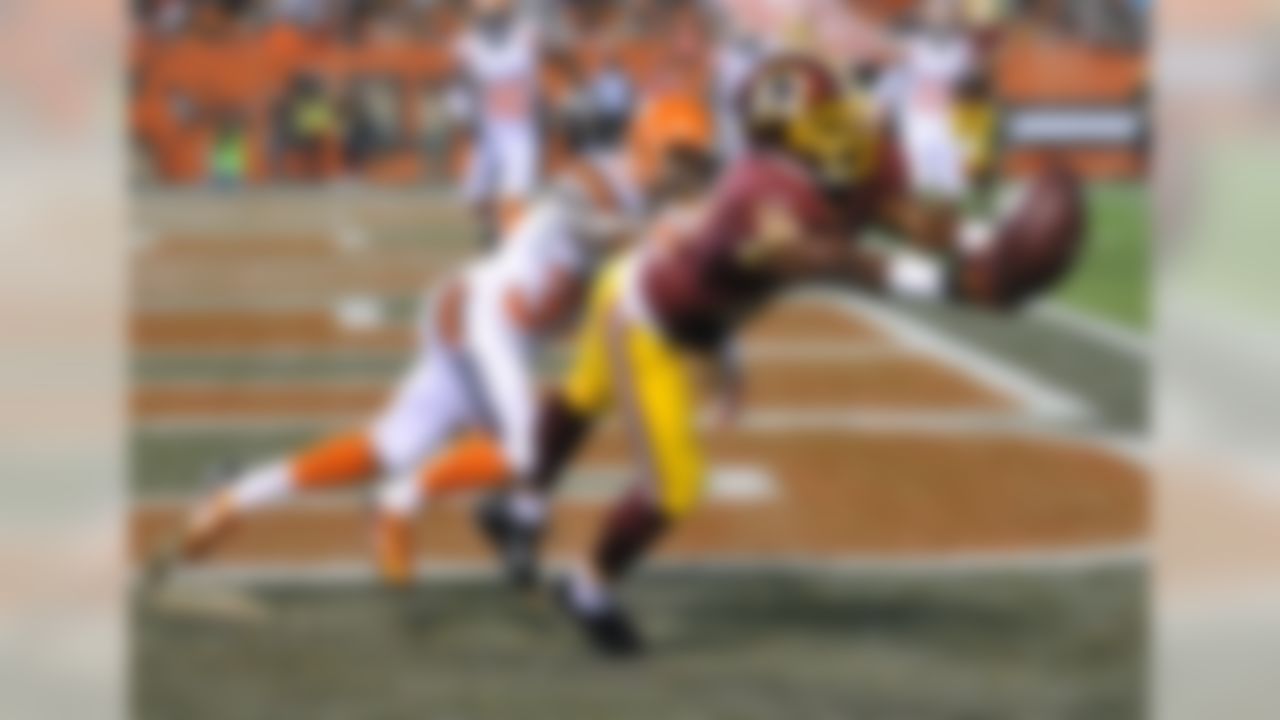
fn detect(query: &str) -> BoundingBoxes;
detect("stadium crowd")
[130,0,1147,187]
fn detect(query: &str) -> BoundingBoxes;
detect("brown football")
[993,162,1087,304]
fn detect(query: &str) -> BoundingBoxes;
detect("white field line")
[805,291,1092,424]
[138,347,414,362]
[135,338,907,362]
[136,463,779,509]
[131,408,1043,437]
[133,292,1123,452]
[148,541,1148,588]
[134,342,920,388]
[333,294,391,331]
[133,409,1149,468]
[1034,302,1149,358]
[137,295,369,313]
[133,418,1148,506]
[136,290,417,314]
[737,409,1149,461]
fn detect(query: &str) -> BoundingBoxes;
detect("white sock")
[958,219,995,257]
[378,475,424,517]
[506,488,547,527]
[568,566,612,616]
[228,462,292,512]
[887,253,946,301]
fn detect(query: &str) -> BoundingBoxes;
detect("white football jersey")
[473,154,642,330]
[455,20,540,130]
[900,31,973,117]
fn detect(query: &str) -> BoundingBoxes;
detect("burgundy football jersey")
[642,151,843,351]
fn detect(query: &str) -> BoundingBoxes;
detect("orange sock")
[373,512,415,588]
[292,431,381,490]
[420,434,511,497]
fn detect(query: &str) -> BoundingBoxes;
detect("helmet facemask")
[785,100,869,192]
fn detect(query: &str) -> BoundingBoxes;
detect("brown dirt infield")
[134,263,441,300]
[131,431,1144,566]
[131,281,1142,572]
[133,355,1009,422]
[132,301,889,353]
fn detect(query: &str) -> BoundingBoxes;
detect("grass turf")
[134,565,1144,720]
[1051,183,1149,330]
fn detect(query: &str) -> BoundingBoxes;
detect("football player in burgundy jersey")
[464,53,1082,655]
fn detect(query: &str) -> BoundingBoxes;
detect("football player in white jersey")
[371,92,719,586]
[875,0,980,202]
[158,95,719,587]
[452,0,545,241]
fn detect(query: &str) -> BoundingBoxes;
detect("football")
[993,162,1087,305]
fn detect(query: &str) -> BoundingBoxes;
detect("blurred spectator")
[1072,0,1145,47]
[558,51,635,153]
[209,111,251,188]
[591,58,635,143]
[130,0,1147,185]
[418,76,462,181]
[280,72,339,180]
[1011,0,1145,46]
[343,76,404,171]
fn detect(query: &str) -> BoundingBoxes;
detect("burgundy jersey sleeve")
[842,126,908,233]
[716,154,836,262]
[642,153,839,351]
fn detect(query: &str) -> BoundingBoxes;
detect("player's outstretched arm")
[799,240,957,304]
[874,195,964,254]
[811,233,1080,313]
[832,164,1087,311]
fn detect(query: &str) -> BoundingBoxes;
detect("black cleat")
[553,577,644,658]
[474,493,545,590]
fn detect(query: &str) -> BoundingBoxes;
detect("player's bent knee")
[560,378,608,419]
[368,424,418,476]
[656,471,704,520]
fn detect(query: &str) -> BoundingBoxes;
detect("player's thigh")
[370,353,474,474]
[907,123,966,199]
[610,319,704,518]
[928,137,968,198]
[462,136,499,203]
[560,266,626,416]
[498,126,540,199]
[465,297,538,475]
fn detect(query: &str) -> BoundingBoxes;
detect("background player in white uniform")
[453,0,544,239]
[876,0,977,201]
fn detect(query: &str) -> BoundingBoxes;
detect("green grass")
[1051,183,1149,330]
[134,566,1144,719]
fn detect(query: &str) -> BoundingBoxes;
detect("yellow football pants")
[954,101,996,179]
[561,261,705,518]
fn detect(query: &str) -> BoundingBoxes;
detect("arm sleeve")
[547,176,638,255]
